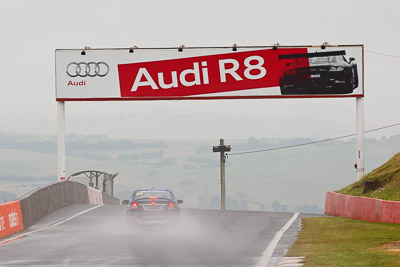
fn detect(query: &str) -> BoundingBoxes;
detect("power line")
[228,122,400,156]
[365,122,400,133]
[365,50,400,59]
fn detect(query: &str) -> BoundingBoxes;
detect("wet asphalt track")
[0,205,318,266]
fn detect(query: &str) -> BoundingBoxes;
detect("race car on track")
[123,189,183,223]
[278,50,358,95]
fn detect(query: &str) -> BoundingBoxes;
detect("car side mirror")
[122,200,129,204]
[349,57,355,62]
[178,200,183,204]
[286,63,291,66]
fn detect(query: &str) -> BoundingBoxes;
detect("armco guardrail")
[0,181,120,239]
[325,191,400,224]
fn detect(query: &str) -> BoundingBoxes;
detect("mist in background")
[1,132,399,213]
[0,0,400,140]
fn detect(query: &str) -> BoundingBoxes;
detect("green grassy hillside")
[338,153,400,200]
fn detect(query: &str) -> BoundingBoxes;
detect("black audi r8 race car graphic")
[278,50,359,95]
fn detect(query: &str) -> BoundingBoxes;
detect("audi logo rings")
[66,62,109,77]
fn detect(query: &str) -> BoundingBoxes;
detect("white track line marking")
[256,212,300,267]
[0,205,103,245]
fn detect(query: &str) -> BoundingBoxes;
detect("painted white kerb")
[256,212,300,267]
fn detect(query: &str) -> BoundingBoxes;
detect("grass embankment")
[286,217,400,266]
[338,153,400,200]
[287,153,400,266]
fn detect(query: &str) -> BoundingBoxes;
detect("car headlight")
[329,66,344,71]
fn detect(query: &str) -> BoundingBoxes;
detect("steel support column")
[57,101,66,181]
[356,97,364,180]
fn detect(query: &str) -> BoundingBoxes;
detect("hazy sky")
[1,0,400,140]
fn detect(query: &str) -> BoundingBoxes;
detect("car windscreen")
[133,191,172,200]
[310,55,347,65]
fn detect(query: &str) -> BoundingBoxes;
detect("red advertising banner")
[55,45,364,100]
[118,48,307,98]
[0,201,24,239]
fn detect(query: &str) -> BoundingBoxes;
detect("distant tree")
[0,191,17,203]
[239,200,249,210]
[195,144,212,154]
[246,137,260,150]
[210,196,221,209]
[295,203,323,214]
[159,158,175,165]
[198,195,208,208]
[272,200,288,212]
[235,191,247,199]
[117,150,164,161]
[182,164,196,170]
[147,169,157,177]
[180,179,196,190]
[226,197,239,210]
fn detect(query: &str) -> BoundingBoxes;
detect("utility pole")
[213,139,231,210]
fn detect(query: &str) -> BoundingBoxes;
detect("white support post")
[356,97,364,180]
[57,101,66,181]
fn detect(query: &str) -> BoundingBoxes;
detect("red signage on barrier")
[0,201,24,239]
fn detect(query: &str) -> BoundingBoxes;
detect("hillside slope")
[338,153,400,200]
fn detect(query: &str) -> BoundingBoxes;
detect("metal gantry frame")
[66,170,119,196]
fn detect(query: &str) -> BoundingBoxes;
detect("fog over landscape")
[1,132,399,214]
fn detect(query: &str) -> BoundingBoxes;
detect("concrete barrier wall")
[325,191,400,224]
[18,181,90,229]
[18,181,122,229]
[102,192,121,205]
[88,186,103,205]
[0,191,116,239]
